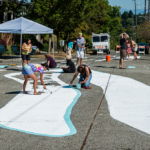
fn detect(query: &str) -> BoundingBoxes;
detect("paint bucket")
[106,55,111,62]
[76,83,81,89]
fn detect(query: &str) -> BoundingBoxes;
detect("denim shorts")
[22,66,34,75]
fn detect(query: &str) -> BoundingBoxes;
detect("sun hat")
[79,33,82,35]
[66,55,71,60]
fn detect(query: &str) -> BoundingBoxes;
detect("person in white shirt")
[76,33,86,67]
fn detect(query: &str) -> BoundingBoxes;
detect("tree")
[137,22,150,44]
[128,10,133,18]
[28,0,93,53]
[27,0,123,52]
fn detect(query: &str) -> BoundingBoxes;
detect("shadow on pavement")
[6,69,20,71]
[94,66,117,69]
[6,91,21,94]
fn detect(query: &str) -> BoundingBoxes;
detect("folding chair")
[11,45,20,55]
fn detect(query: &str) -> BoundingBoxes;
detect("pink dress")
[127,46,132,54]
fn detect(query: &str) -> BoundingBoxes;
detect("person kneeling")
[70,65,92,89]
[45,54,57,68]
[22,63,49,95]
[60,55,76,73]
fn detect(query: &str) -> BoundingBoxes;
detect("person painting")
[70,65,92,89]
[126,40,133,60]
[67,39,76,58]
[132,40,138,60]
[119,33,129,69]
[60,55,75,73]
[45,54,57,68]
[76,33,86,67]
[22,63,49,95]
[21,39,32,66]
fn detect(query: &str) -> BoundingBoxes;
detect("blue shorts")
[22,66,34,75]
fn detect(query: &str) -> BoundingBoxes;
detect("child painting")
[126,40,133,60]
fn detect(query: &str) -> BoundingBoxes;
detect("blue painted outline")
[0,81,81,137]
[0,65,9,68]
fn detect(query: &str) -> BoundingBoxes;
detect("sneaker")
[84,87,91,89]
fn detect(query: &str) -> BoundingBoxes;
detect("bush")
[42,44,52,52]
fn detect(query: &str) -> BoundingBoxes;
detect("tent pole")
[20,33,22,62]
[53,34,54,59]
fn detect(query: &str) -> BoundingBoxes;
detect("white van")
[91,33,110,54]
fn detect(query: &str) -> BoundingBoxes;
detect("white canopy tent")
[0,17,54,58]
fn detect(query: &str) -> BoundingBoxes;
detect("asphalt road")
[0,51,150,150]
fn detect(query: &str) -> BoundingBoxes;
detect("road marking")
[91,70,150,134]
[0,69,81,137]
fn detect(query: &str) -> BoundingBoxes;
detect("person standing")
[60,55,75,73]
[45,54,57,68]
[119,33,129,69]
[67,39,76,58]
[132,40,138,60]
[21,39,32,66]
[76,33,86,67]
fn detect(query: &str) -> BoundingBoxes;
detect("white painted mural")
[90,70,150,134]
[0,69,81,137]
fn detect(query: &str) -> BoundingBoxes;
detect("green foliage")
[0,0,29,20]
[121,10,145,29]
[27,0,122,41]
[43,44,52,52]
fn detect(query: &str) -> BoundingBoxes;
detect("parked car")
[137,43,149,54]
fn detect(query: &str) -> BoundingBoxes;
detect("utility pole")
[135,0,137,31]
[145,0,146,22]
[148,0,150,21]
[132,18,134,40]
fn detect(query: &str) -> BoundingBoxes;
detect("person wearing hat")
[22,63,49,95]
[60,55,76,73]
[76,33,86,67]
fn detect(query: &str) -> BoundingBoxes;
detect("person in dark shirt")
[70,65,92,89]
[45,54,57,68]
[119,33,129,69]
[60,55,75,73]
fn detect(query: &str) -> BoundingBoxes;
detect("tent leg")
[53,34,54,59]
[20,33,22,62]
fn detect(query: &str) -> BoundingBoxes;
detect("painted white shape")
[95,59,106,62]
[90,70,150,134]
[115,56,141,61]
[16,66,22,68]
[95,56,141,62]
[0,69,79,136]
[0,69,7,71]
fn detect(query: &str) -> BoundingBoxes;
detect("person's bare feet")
[34,92,41,95]
[119,67,126,69]
[22,91,29,94]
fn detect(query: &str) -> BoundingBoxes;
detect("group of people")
[119,33,138,69]
[21,33,92,95]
